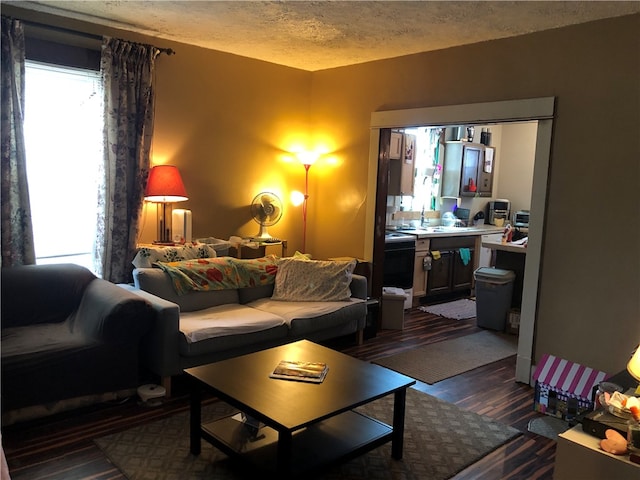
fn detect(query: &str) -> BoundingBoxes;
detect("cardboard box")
[533,354,609,421]
[381,287,407,330]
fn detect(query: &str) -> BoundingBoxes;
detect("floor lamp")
[144,165,188,244]
[299,154,317,253]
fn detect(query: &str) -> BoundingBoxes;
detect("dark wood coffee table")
[186,339,416,477]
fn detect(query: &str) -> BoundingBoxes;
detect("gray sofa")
[126,257,367,393]
[1,264,154,424]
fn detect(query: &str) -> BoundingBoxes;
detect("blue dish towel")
[459,248,471,266]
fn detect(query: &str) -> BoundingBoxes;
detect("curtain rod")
[21,18,176,55]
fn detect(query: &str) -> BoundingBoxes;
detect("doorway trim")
[366,97,555,384]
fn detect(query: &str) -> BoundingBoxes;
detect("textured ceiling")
[6,1,640,71]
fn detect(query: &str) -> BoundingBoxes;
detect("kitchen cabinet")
[426,236,475,296]
[388,133,416,196]
[412,238,430,298]
[441,142,494,197]
[389,132,403,160]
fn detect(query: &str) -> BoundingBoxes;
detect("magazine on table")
[269,360,329,383]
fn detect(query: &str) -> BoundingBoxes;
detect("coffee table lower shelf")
[201,409,393,476]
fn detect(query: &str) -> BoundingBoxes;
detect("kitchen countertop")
[481,235,527,253]
[390,225,504,239]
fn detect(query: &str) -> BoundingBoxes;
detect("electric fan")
[250,192,283,239]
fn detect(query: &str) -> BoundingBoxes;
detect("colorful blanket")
[156,255,278,295]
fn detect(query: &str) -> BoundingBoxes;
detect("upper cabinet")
[388,133,416,196]
[389,132,403,160]
[441,142,494,197]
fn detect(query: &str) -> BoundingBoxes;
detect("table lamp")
[628,345,640,394]
[145,165,188,244]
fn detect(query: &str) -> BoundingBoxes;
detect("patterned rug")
[419,298,476,319]
[527,416,571,440]
[95,388,520,480]
[374,331,518,384]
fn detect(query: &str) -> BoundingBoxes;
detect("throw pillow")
[292,250,312,260]
[271,258,356,302]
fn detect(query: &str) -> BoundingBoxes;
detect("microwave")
[486,199,510,225]
[514,210,530,228]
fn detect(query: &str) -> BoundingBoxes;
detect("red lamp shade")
[144,165,188,203]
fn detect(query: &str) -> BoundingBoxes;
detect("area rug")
[418,298,476,319]
[94,388,519,480]
[527,416,570,440]
[374,330,518,384]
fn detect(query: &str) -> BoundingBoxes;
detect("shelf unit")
[200,409,393,476]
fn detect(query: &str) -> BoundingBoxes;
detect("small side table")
[230,240,287,259]
[555,424,640,479]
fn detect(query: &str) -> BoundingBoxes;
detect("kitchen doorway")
[366,98,555,384]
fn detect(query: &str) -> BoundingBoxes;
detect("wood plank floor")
[2,307,557,479]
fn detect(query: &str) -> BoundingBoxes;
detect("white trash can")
[473,267,516,331]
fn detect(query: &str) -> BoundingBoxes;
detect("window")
[23,61,103,273]
[401,127,443,215]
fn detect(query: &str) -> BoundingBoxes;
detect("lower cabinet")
[413,238,430,298]
[426,236,475,296]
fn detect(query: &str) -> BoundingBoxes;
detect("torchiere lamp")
[298,152,318,253]
[145,165,188,244]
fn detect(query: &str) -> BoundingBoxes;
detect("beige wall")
[5,5,640,374]
[145,43,312,247]
[311,14,640,373]
[496,122,537,214]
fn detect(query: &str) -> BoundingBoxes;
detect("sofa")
[126,255,367,392]
[1,263,155,424]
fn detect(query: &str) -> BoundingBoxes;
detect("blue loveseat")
[1,264,154,424]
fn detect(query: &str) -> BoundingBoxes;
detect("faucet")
[420,208,430,227]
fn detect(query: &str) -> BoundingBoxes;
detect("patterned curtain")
[0,16,36,267]
[96,38,160,283]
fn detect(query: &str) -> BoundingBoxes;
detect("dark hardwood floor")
[2,308,556,479]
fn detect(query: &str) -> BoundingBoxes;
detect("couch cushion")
[271,258,356,302]
[178,323,288,358]
[1,321,87,359]
[238,284,275,304]
[1,323,139,411]
[179,304,286,343]
[133,267,240,312]
[247,297,366,336]
[153,256,278,295]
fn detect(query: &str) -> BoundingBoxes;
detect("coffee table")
[186,339,416,477]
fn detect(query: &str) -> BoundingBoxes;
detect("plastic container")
[196,237,231,256]
[474,267,516,331]
[381,287,407,330]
